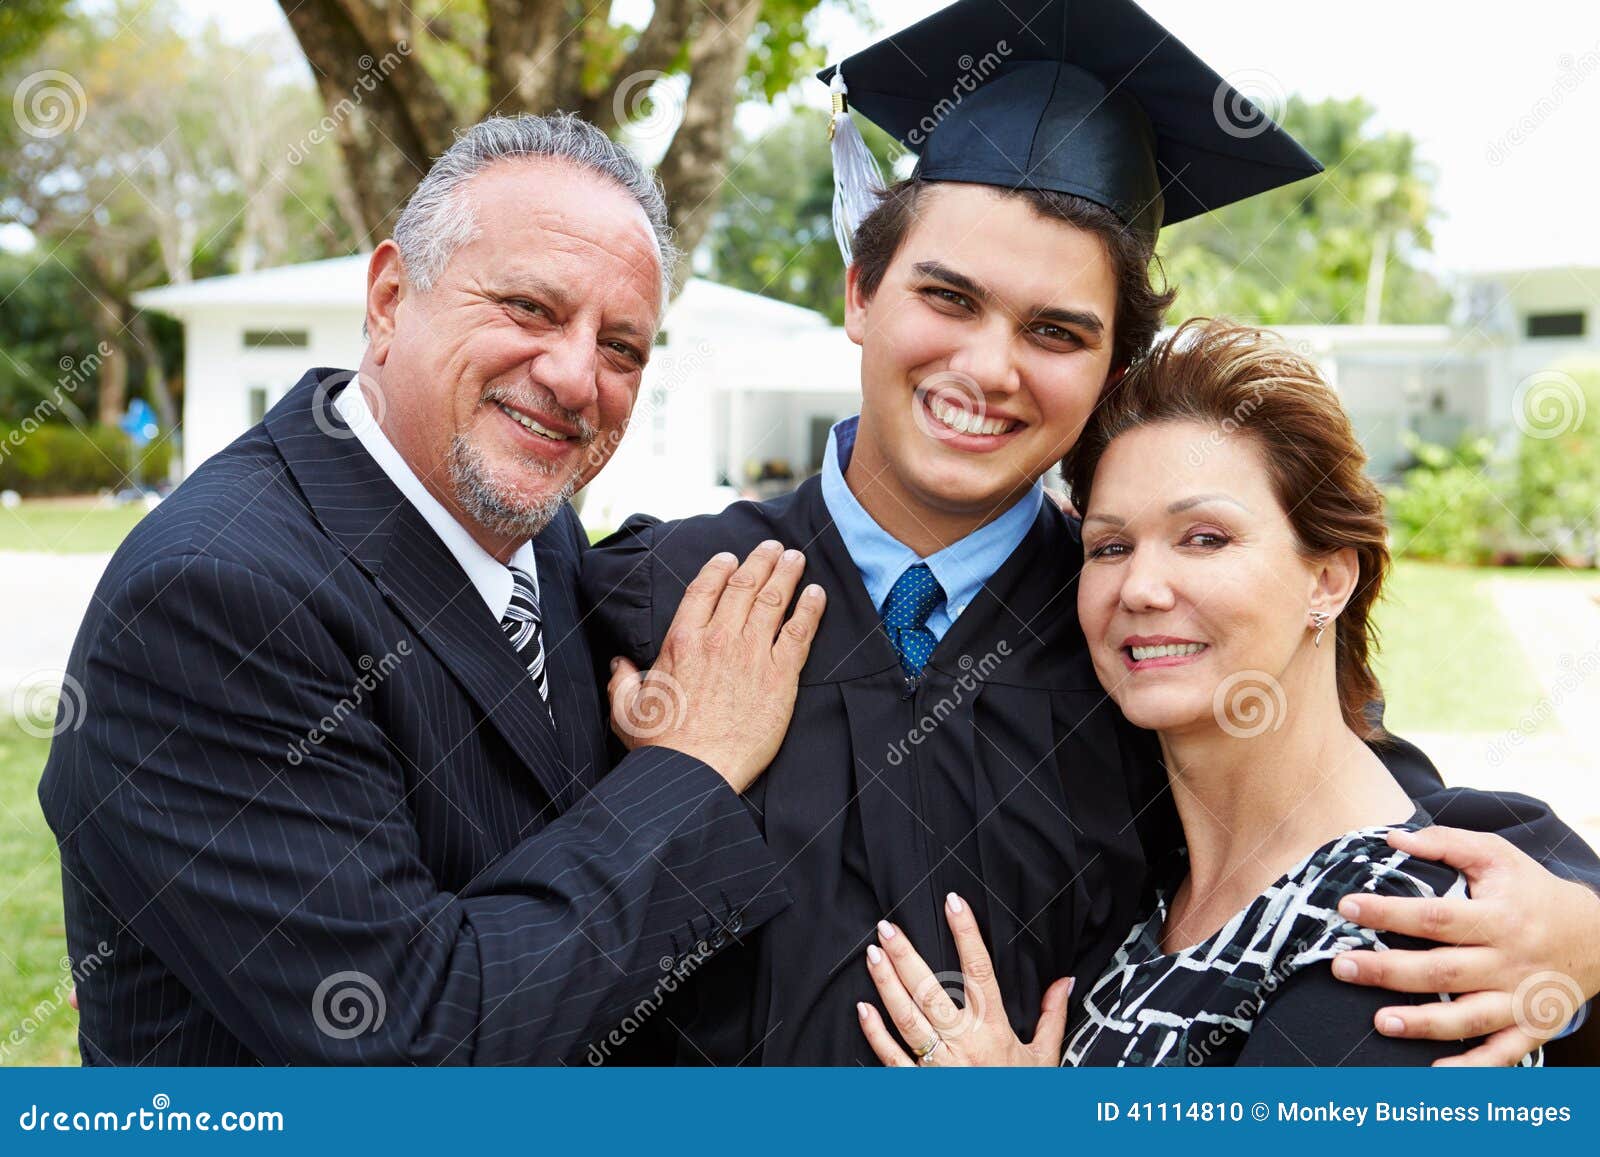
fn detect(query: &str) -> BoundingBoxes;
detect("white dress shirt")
[333,381,538,622]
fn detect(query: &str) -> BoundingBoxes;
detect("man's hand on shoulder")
[606,541,825,794]
[1331,825,1600,1065]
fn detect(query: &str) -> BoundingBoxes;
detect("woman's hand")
[856,892,1074,1067]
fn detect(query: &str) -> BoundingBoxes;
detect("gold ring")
[912,1035,942,1061]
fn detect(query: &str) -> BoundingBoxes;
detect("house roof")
[132,254,831,330]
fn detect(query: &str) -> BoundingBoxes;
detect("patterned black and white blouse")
[1063,808,1544,1067]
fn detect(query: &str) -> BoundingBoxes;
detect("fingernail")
[1381,1015,1405,1035]
[1332,957,1358,980]
[804,583,824,598]
[1067,977,1076,997]
[760,539,781,552]
[857,1002,870,1022]
[1339,897,1361,920]
[609,658,619,672]
[782,549,802,564]
[712,552,736,565]
[866,945,884,965]
[946,893,964,915]
[877,919,896,940]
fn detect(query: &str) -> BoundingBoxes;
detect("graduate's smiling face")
[843,183,1119,517]
[362,158,662,556]
[1077,420,1342,736]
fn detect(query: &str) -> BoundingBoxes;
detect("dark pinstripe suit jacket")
[38,367,791,1066]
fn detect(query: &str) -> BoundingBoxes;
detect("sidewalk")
[1412,574,1600,853]
[0,551,110,703]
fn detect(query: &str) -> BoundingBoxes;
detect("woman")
[855,318,1540,1067]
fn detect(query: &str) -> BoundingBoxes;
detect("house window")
[1525,312,1586,339]
[243,328,309,349]
[248,387,269,424]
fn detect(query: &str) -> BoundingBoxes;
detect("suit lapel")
[267,368,574,809]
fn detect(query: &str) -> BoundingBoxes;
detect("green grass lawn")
[0,501,151,554]
[1370,560,1555,735]
[0,721,79,1066]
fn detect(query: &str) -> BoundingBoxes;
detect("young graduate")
[580,0,1600,1065]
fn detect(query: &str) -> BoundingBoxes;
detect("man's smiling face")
[843,182,1119,522]
[364,157,663,555]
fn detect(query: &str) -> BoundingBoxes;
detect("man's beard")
[448,433,578,543]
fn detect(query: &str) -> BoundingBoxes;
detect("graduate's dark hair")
[1062,318,1390,741]
[849,176,1176,372]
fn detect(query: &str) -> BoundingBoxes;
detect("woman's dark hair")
[849,177,1176,371]
[1062,318,1391,740]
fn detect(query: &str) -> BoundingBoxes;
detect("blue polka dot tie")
[880,563,944,679]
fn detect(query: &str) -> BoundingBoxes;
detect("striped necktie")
[501,563,551,707]
[881,563,944,679]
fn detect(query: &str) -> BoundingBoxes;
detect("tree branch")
[654,0,760,273]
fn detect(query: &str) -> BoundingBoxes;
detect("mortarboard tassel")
[828,68,885,266]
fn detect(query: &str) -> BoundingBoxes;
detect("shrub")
[1508,363,1600,564]
[0,423,173,497]
[1386,432,1505,564]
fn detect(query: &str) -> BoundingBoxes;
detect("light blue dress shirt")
[818,415,1042,642]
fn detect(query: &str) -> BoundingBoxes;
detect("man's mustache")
[481,385,598,446]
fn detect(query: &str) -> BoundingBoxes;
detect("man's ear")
[364,240,406,364]
[843,264,869,347]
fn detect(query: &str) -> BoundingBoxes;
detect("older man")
[39,114,824,1065]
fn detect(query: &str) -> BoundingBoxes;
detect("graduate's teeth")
[498,403,572,441]
[1130,642,1207,661]
[927,396,1018,437]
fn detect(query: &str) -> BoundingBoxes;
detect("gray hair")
[391,113,680,308]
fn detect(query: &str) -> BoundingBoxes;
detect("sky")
[172,0,1600,273]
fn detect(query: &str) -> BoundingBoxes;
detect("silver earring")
[1309,610,1331,647]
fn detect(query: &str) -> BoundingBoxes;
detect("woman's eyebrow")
[1167,494,1250,514]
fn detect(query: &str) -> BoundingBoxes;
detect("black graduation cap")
[818,0,1321,252]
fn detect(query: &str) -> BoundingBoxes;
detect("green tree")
[0,1,356,424]
[276,0,861,267]
[706,108,902,322]
[1161,96,1450,326]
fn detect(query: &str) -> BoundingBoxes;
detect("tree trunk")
[654,0,761,275]
[277,0,457,244]
[1363,228,1391,326]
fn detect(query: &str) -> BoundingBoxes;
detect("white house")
[133,255,865,531]
[136,255,1600,529]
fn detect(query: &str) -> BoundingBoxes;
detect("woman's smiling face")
[1076,419,1324,736]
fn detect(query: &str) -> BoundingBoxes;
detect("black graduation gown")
[580,476,1600,1065]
